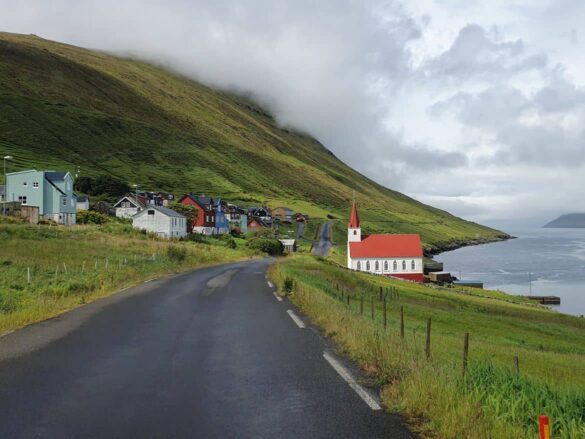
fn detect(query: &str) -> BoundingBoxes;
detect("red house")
[178,194,216,235]
[247,218,263,232]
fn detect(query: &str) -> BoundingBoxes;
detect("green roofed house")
[5,170,77,224]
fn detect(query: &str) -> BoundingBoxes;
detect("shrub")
[77,210,111,225]
[283,277,294,295]
[0,291,20,313]
[246,238,284,256]
[225,238,237,249]
[166,245,187,262]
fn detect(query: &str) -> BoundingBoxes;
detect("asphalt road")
[312,221,334,257]
[0,259,413,439]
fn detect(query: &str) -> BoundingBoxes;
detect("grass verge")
[269,255,585,438]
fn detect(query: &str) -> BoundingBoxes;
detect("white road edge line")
[323,351,382,411]
[267,281,274,288]
[144,279,155,283]
[273,292,283,302]
[286,310,306,328]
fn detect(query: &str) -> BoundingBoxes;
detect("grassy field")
[270,255,585,438]
[0,32,508,251]
[0,221,258,334]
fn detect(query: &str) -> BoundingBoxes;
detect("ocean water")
[435,228,585,316]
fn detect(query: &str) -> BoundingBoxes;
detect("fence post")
[346,294,350,307]
[27,267,31,283]
[371,296,374,321]
[425,318,432,359]
[514,354,520,374]
[463,332,469,377]
[105,258,109,270]
[383,296,387,330]
[400,305,404,339]
[81,261,85,274]
[379,286,382,301]
[360,295,364,316]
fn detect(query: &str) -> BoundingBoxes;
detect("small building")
[279,239,297,253]
[453,280,484,289]
[248,218,264,232]
[347,202,424,283]
[178,194,216,235]
[132,206,187,239]
[214,199,230,235]
[248,207,272,225]
[429,272,452,283]
[113,194,148,218]
[1,201,39,224]
[76,195,90,211]
[5,170,77,224]
[272,207,295,222]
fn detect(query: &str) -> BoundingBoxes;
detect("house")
[113,194,148,218]
[272,207,295,222]
[279,239,297,253]
[347,202,424,282]
[224,204,248,233]
[178,194,216,235]
[76,195,90,211]
[132,206,187,239]
[5,170,77,224]
[295,213,308,222]
[247,218,264,232]
[214,199,230,235]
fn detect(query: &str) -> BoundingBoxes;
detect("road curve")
[312,221,334,257]
[0,259,413,439]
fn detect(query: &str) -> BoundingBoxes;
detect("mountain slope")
[0,32,507,249]
[544,213,585,228]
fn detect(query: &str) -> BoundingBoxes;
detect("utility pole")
[3,155,13,215]
[528,272,532,296]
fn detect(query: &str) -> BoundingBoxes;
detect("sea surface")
[435,228,585,316]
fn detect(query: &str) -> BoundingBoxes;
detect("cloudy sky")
[2,0,585,227]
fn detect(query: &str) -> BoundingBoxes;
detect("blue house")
[214,199,230,235]
[5,170,77,224]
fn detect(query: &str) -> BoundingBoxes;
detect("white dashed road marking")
[286,310,306,328]
[273,292,283,302]
[267,281,274,288]
[323,351,382,411]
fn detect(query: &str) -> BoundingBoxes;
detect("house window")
[411,260,416,271]
[402,260,406,270]
[375,261,379,271]
[357,261,361,270]
[148,210,155,215]
[71,198,74,207]
[18,196,27,205]
[384,261,388,271]
[393,261,397,271]
[366,261,370,271]
[23,182,28,187]
[62,198,67,206]
[33,182,39,188]
[353,230,357,235]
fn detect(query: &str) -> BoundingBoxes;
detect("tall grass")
[271,255,585,438]
[0,223,257,333]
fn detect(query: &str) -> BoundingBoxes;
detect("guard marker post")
[425,318,432,359]
[400,306,404,339]
[539,415,550,439]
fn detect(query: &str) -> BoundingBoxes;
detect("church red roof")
[348,202,360,228]
[349,234,423,258]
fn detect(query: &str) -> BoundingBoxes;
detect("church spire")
[348,201,360,228]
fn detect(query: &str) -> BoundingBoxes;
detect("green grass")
[0,32,508,251]
[270,255,585,438]
[0,221,258,333]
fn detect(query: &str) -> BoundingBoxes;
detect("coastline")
[425,233,514,257]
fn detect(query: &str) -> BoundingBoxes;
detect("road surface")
[0,259,413,438]
[312,221,334,257]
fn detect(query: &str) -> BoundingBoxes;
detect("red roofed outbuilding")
[347,202,424,282]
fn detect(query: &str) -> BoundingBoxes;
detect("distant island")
[543,213,585,228]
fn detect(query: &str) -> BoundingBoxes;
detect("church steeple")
[348,201,361,243]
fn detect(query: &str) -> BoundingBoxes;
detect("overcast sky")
[2,0,585,227]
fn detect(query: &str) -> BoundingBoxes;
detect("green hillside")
[0,32,507,249]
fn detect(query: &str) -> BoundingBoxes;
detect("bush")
[225,238,237,249]
[166,245,187,262]
[77,210,111,225]
[187,233,209,244]
[246,238,284,256]
[0,291,20,313]
[283,277,294,295]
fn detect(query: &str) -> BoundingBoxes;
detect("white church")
[347,202,424,282]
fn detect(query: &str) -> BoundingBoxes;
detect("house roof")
[180,194,214,208]
[136,205,185,218]
[349,234,423,258]
[279,239,296,246]
[113,194,148,209]
[348,202,360,228]
[45,171,68,181]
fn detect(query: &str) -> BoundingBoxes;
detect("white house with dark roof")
[5,170,76,224]
[132,206,187,239]
[113,193,148,218]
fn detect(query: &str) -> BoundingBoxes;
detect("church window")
[353,230,357,235]
[375,261,379,271]
[384,261,388,271]
[411,260,416,271]
[402,260,406,270]
[357,261,361,270]
[366,261,370,271]
[393,261,397,271]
